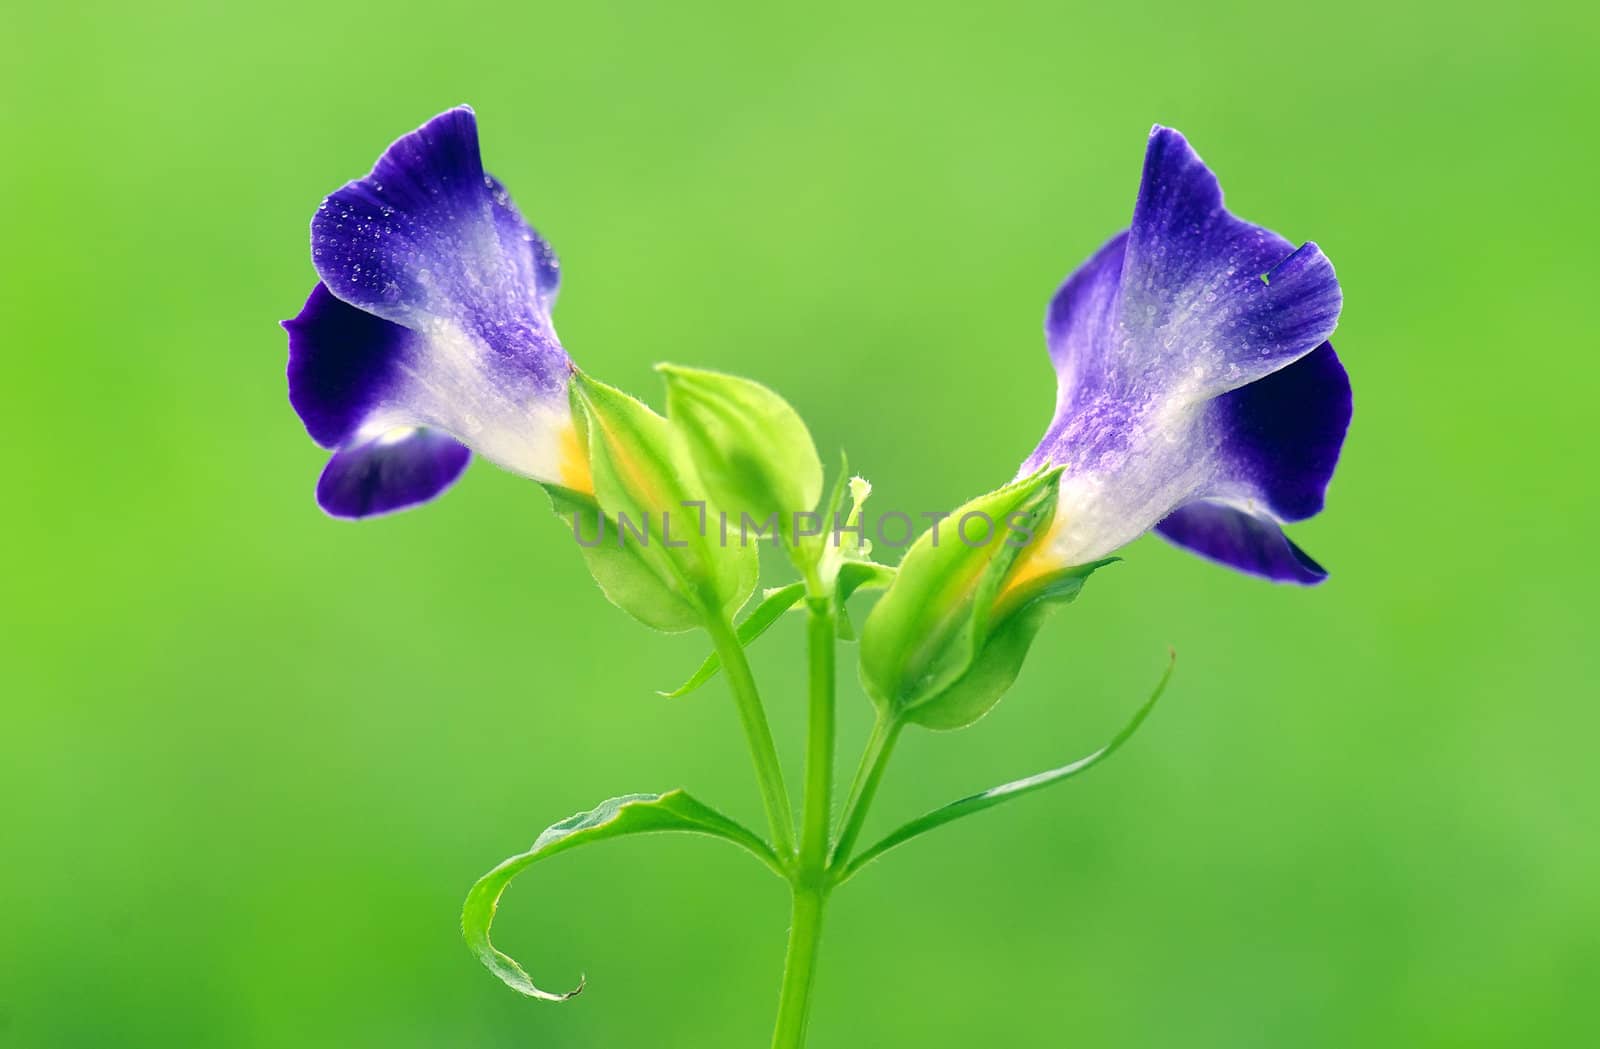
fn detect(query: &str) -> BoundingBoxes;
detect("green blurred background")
[4,1,1596,1045]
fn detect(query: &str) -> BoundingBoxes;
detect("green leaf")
[658,364,823,541]
[834,651,1176,885]
[572,373,757,622]
[657,582,806,697]
[857,471,1061,718]
[547,484,703,633]
[463,790,782,1001]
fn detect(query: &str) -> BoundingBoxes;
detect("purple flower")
[283,106,590,518]
[1019,126,1351,584]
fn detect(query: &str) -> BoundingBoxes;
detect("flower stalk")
[706,613,797,862]
[768,567,840,1047]
[770,881,827,1049]
[829,714,904,875]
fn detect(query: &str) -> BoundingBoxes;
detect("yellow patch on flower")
[558,421,593,495]
[992,515,1066,618]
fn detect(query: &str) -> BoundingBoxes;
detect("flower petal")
[1154,500,1328,585]
[1149,340,1350,582]
[316,427,471,519]
[1043,231,1128,413]
[1121,126,1341,397]
[311,105,561,336]
[285,282,417,449]
[284,278,578,490]
[1202,340,1352,522]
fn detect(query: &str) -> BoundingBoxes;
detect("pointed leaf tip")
[463,790,782,1001]
[834,650,1175,884]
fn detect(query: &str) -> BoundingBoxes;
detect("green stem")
[769,576,837,1048]
[828,714,903,875]
[797,587,836,877]
[707,614,797,861]
[770,883,826,1048]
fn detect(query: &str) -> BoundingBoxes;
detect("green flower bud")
[858,470,1112,729]
[566,372,757,630]
[657,364,823,546]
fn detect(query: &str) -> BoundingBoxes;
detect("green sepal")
[907,558,1115,730]
[834,560,895,641]
[834,650,1175,885]
[463,790,782,1002]
[658,582,806,698]
[857,470,1061,721]
[547,484,703,633]
[572,373,757,623]
[657,364,823,544]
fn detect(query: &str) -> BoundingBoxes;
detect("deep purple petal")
[316,428,472,519]
[1207,340,1352,522]
[310,106,567,398]
[284,282,415,449]
[1121,127,1341,393]
[1155,500,1328,585]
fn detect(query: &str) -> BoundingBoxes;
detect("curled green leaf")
[463,790,782,1001]
[833,651,1176,885]
[658,583,806,698]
